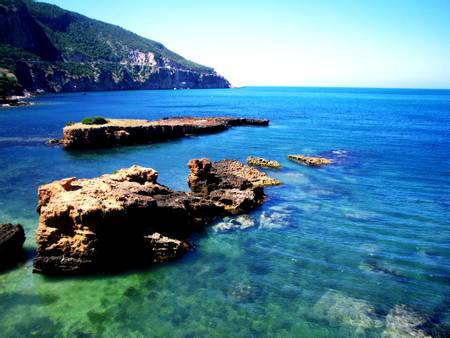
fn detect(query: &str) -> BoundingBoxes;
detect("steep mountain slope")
[0,0,230,95]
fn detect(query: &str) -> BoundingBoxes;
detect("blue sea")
[0,87,449,337]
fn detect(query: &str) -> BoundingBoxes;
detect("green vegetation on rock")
[81,116,108,125]
[0,69,21,100]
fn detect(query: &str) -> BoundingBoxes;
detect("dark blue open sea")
[0,87,449,337]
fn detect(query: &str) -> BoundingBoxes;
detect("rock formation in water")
[188,159,281,214]
[63,117,269,149]
[247,156,282,169]
[288,154,332,167]
[0,223,25,270]
[383,305,431,338]
[33,159,279,274]
[0,0,230,95]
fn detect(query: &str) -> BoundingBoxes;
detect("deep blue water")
[0,87,449,337]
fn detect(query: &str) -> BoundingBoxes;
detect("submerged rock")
[212,215,256,232]
[144,233,189,263]
[313,290,383,333]
[34,159,278,274]
[359,259,410,283]
[228,281,254,302]
[288,154,332,167]
[247,156,282,169]
[383,305,431,338]
[63,117,269,149]
[45,138,63,146]
[259,211,290,229]
[0,223,25,269]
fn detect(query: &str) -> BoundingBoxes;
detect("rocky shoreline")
[0,94,32,107]
[34,159,279,274]
[63,117,269,149]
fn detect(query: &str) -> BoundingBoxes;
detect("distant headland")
[0,0,230,100]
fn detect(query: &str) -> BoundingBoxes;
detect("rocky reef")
[383,305,431,338]
[0,223,25,270]
[63,117,269,149]
[247,156,282,169]
[288,154,332,167]
[33,159,279,274]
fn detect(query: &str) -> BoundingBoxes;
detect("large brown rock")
[188,159,281,214]
[188,158,281,192]
[34,159,279,274]
[63,117,269,149]
[0,223,25,270]
[34,166,191,273]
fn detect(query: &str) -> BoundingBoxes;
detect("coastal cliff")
[0,0,230,95]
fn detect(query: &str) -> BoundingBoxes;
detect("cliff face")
[0,0,230,94]
[0,0,61,61]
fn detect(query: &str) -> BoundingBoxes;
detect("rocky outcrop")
[247,156,282,169]
[189,159,282,190]
[0,223,25,269]
[188,159,281,214]
[0,98,30,107]
[34,159,278,274]
[288,154,332,167]
[63,117,269,149]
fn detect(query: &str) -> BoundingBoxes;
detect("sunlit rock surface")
[63,117,269,149]
[288,154,332,167]
[34,159,279,274]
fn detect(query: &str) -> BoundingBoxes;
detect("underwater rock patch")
[45,138,63,146]
[259,211,290,229]
[313,290,383,333]
[212,215,256,232]
[383,304,431,338]
[359,259,410,283]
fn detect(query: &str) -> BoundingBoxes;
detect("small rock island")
[34,158,280,274]
[63,117,269,149]
[288,154,332,167]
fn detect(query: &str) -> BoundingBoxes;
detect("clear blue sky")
[40,0,450,89]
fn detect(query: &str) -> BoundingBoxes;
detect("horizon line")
[234,85,450,91]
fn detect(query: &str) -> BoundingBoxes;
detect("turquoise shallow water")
[0,87,449,337]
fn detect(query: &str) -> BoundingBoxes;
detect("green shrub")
[65,121,75,126]
[81,116,108,125]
